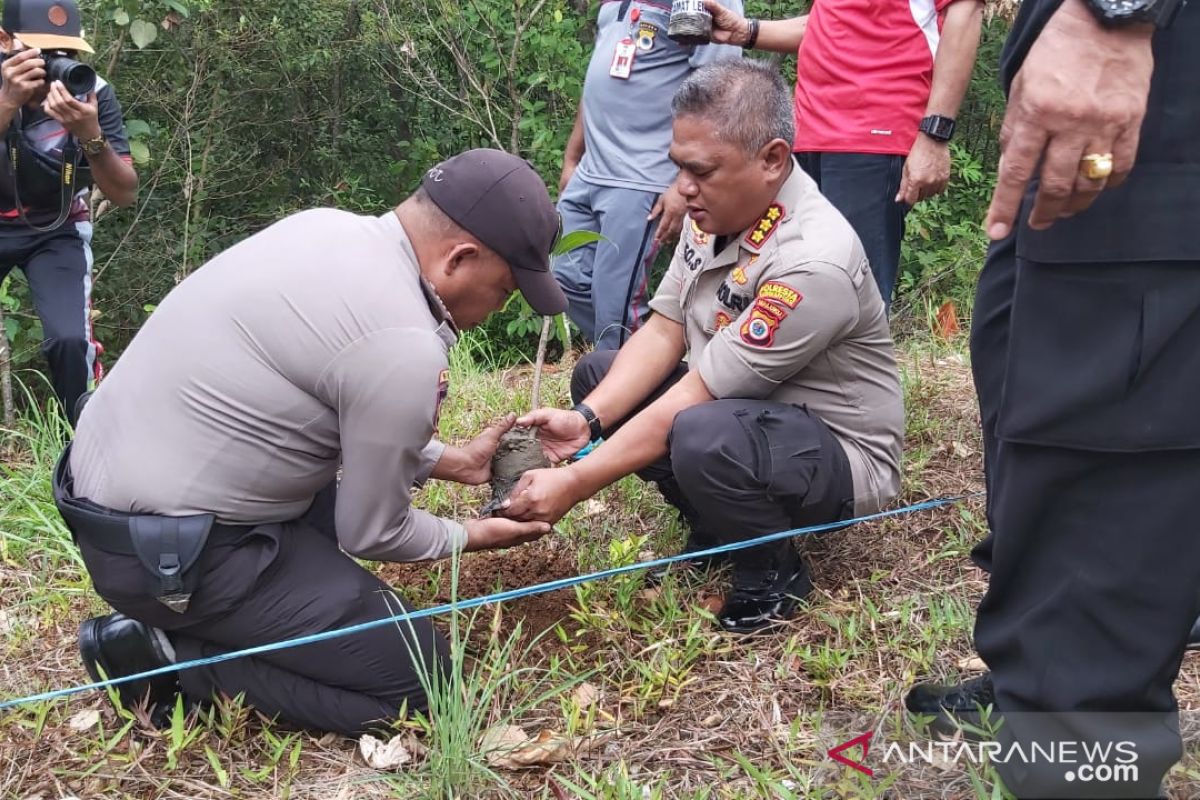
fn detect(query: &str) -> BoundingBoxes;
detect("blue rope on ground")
[0,491,982,711]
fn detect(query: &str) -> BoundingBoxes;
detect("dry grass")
[3,336,1199,799]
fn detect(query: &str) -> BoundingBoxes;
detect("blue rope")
[0,492,981,711]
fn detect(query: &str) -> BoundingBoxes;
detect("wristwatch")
[571,402,603,442]
[918,115,956,143]
[1082,0,1187,27]
[80,134,108,157]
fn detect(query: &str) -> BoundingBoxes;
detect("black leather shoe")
[716,558,813,633]
[79,613,180,721]
[1187,615,1200,651]
[905,673,996,738]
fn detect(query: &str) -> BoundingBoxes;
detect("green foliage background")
[0,0,1010,383]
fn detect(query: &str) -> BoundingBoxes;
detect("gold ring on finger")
[1080,153,1114,181]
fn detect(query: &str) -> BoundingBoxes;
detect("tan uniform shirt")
[70,210,467,561]
[649,165,904,514]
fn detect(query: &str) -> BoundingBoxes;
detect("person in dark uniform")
[906,0,1197,796]
[503,60,904,633]
[58,150,564,736]
[0,0,138,423]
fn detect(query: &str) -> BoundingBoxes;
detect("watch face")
[1094,0,1155,18]
[922,116,955,141]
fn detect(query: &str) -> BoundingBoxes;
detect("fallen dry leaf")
[935,300,960,340]
[481,724,614,769]
[480,724,529,767]
[957,655,988,672]
[636,587,662,602]
[697,594,724,614]
[571,682,600,709]
[700,712,723,728]
[584,499,607,516]
[950,441,974,459]
[359,733,416,770]
[67,709,101,732]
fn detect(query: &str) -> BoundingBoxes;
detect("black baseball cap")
[2,0,93,53]
[421,149,567,316]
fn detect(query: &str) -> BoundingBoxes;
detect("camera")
[42,50,95,96]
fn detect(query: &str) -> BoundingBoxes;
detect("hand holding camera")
[0,47,45,110]
[42,79,99,140]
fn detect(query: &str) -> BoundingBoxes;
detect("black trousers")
[75,484,449,737]
[796,152,907,309]
[572,350,854,574]
[969,236,1200,797]
[0,222,100,424]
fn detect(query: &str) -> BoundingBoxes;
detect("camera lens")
[45,54,96,96]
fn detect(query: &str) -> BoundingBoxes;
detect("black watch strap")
[572,402,603,442]
[919,114,956,143]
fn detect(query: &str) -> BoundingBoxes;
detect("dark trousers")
[796,152,907,309]
[0,222,100,424]
[75,484,449,737]
[554,178,659,350]
[969,237,1200,797]
[572,350,854,574]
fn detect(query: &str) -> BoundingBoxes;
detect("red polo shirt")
[793,0,957,156]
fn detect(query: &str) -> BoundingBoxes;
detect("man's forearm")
[924,1,985,119]
[754,15,809,53]
[563,105,585,169]
[88,145,138,208]
[582,314,687,432]
[570,370,715,497]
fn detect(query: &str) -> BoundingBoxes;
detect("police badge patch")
[637,22,658,50]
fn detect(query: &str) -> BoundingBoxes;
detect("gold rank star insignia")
[743,203,785,251]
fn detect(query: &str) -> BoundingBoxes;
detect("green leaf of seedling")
[113,9,130,25]
[552,229,605,257]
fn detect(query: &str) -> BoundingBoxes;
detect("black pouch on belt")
[53,445,214,613]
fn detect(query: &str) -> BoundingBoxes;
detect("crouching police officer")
[0,0,138,423]
[55,150,564,736]
[504,61,904,633]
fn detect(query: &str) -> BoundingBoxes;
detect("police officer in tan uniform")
[505,60,904,633]
[56,150,564,735]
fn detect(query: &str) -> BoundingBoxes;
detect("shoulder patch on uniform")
[743,203,785,251]
[740,298,787,347]
[757,280,802,309]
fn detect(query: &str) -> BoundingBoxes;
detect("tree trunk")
[529,314,552,416]
[0,302,14,428]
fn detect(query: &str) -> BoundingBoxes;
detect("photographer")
[0,0,137,424]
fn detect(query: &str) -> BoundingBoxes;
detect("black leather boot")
[716,548,813,633]
[79,612,180,722]
[904,673,996,738]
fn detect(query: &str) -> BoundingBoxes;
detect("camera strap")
[5,108,82,233]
